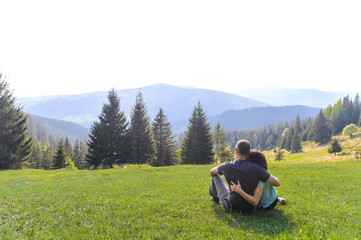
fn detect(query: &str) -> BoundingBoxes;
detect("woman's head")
[248,150,268,170]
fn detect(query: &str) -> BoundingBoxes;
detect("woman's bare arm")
[230,180,263,207]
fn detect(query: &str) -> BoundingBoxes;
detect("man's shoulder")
[218,160,236,167]
[217,161,236,175]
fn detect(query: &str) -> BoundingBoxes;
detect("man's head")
[235,139,251,159]
[248,150,268,170]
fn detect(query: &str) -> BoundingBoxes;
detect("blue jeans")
[209,174,231,211]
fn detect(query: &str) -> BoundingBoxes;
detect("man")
[209,140,280,213]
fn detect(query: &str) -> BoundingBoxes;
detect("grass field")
[1,140,361,239]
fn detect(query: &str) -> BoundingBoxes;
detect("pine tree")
[42,145,53,170]
[0,73,33,169]
[65,136,74,160]
[291,115,302,153]
[86,122,104,168]
[52,139,67,169]
[129,91,155,165]
[73,140,83,169]
[328,139,342,155]
[181,102,214,164]
[291,129,302,153]
[285,127,294,151]
[330,99,344,134]
[86,89,131,168]
[311,110,332,144]
[279,128,289,149]
[151,108,177,166]
[352,93,360,124]
[294,114,302,133]
[212,122,229,163]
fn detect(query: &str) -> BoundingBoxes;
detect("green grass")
[1,160,361,239]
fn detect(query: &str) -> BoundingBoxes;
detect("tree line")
[1,72,360,169]
[226,94,361,153]
[0,72,228,169]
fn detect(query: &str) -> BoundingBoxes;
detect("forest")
[1,72,360,169]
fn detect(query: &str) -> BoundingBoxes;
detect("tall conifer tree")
[151,108,177,166]
[353,93,360,125]
[181,101,214,164]
[328,139,342,155]
[129,91,155,164]
[52,138,67,169]
[65,136,74,160]
[291,129,302,153]
[285,127,294,151]
[0,73,32,169]
[311,110,332,144]
[291,114,302,153]
[86,89,130,168]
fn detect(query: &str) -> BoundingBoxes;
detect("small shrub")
[275,147,285,161]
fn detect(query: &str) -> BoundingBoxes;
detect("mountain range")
[238,87,354,108]
[20,84,268,132]
[27,114,89,144]
[19,84,352,139]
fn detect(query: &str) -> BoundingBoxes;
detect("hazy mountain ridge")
[238,87,354,108]
[209,105,321,130]
[27,114,89,144]
[19,84,347,138]
[19,84,268,130]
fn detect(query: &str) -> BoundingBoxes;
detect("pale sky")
[1,0,360,97]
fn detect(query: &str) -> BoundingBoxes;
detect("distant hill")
[238,87,353,108]
[19,84,268,132]
[209,105,321,130]
[27,114,89,144]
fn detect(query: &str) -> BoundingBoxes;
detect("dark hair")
[248,150,268,170]
[236,139,251,156]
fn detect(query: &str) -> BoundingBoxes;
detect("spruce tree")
[291,115,302,153]
[65,136,74,160]
[279,128,289,149]
[311,110,332,144]
[181,101,214,164]
[212,122,228,163]
[328,139,342,155]
[86,122,105,168]
[352,93,360,124]
[151,108,177,166]
[129,91,155,164]
[285,127,294,151]
[73,140,84,169]
[86,89,131,168]
[0,73,33,169]
[291,130,302,153]
[52,139,67,169]
[330,99,344,134]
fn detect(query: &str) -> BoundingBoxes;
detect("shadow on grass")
[212,204,295,237]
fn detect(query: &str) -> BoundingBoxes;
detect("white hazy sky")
[1,0,361,97]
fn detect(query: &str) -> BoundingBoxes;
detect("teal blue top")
[257,181,278,209]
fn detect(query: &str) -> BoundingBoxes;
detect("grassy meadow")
[1,137,361,239]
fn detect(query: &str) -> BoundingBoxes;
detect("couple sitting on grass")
[209,139,285,213]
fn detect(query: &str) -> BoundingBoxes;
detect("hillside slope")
[27,114,89,144]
